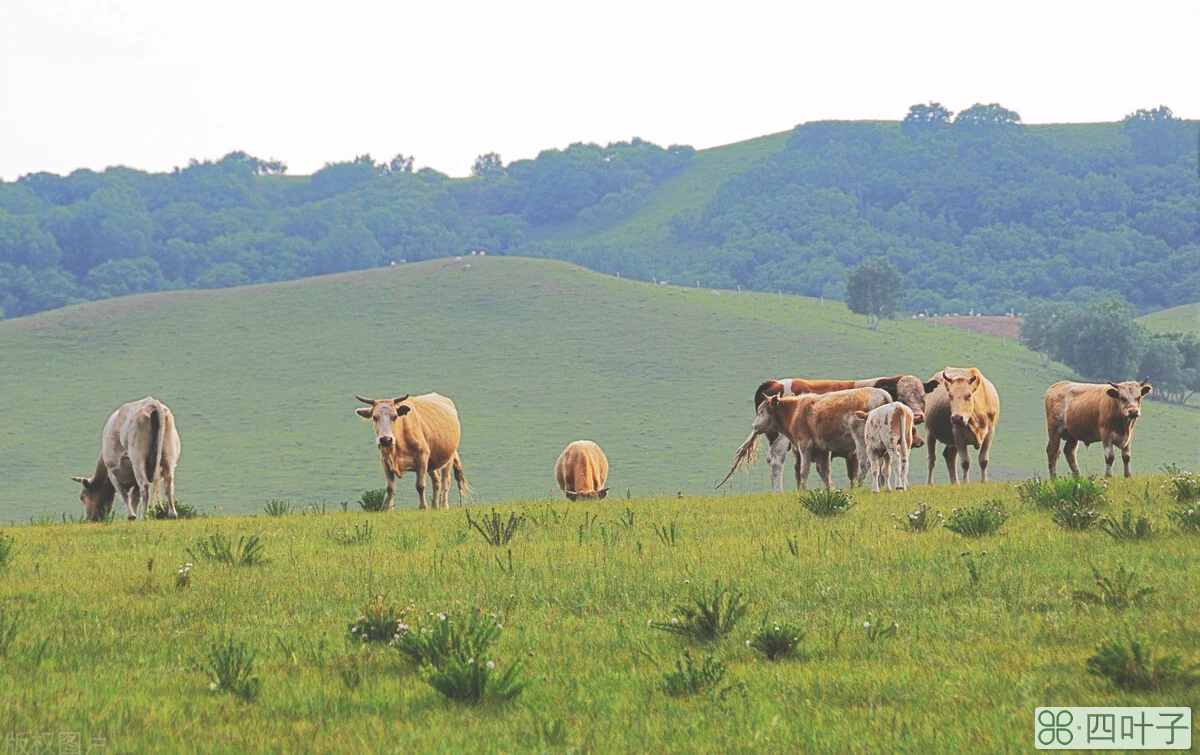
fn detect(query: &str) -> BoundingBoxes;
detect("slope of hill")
[1140,302,1200,335]
[2,257,1197,521]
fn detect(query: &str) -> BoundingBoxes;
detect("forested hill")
[1,104,1196,320]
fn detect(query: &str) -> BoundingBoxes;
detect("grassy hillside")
[1,257,1197,522]
[1140,302,1200,335]
[1,478,1198,752]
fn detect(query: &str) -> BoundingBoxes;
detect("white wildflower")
[863,621,871,629]
[486,661,495,669]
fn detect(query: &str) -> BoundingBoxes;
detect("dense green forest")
[1,104,1196,320]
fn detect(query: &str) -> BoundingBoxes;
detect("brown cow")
[555,440,610,501]
[922,367,1000,484]
[1044,379,1152,478]
[724,387,892,490]
[73,397,182,521]
[354,393,470,510]
[754,376,927,492]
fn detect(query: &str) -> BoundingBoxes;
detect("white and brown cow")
[1044,379,1152,478]
[555,440,610,501]
[853,403,924,492]
[923,367,1000,484]
[354,393,470,510]
[73,397,181,521]
[754,376,927,492]
[723,387,892,490]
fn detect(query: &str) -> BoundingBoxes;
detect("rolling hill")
[2,257,1197,521]
[1140,302,1200,335]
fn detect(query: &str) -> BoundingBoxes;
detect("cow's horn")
[1106,381,1120,389]
[1140,376,1150,386]
[392,394,410,403]
[71,476,89,485]
[355,395,375,405]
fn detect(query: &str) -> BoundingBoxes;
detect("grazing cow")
[853,403,925,492]
[72,397,181,521]
[922,367,1000,484]
[722,387,891,490]
[555,441,610,501]
[1044,379,1152,478]
[754,376,927,492]
[354,393,470,510]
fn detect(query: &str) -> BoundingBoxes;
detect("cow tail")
[452,454,472,505]
[146,404,165,484]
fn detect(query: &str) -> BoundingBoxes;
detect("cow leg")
[1046,430,1062,479]
[118,484,137,521]
[942,444,959,485]
[978,430,994,483]
[1063,438,1081,478]
[955,435,972,484]
[163,475,178,519]
[870,457,882,493]
[1121,442,1133,478]
[926,438,938,485]
[882,453,894,492]
[768,434,790,494]
[1102,439,1116,478]
[845,452,861,487]
[414,457,430,511]
[816,452,833,490]
[897,447,909,491]
[438,466,451,510]
[383,466,397,510]
[796,445,813,491]
[428,465,444,511]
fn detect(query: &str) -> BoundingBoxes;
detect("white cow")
[73,397,182,521]
[853,402,924,492]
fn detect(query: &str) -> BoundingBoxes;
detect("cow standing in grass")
[722,387,891,490]
[555,441,610,501]
[354,393,470,510]
[922,367,1000,484]
[73,397,181,521]
[853,403,924,492]
[754,376,927,492]
[1044,379,1152,478]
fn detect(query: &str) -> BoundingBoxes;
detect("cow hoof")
[127,515,137,521]
[168,512,178,520]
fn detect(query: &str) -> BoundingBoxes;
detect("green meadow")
[1141,302,1200,336]
[1,257,1197,522]
[1,477,1198,752]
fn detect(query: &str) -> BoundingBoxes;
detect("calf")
[555,441,610,501]
[1044,379,1152,478]
[853,403,924,492]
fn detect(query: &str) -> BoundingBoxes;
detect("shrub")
[943,500,1008,537]
[358,489,389,512]
[800,489,855,517]
[1167,505,1200,534]
[661,650,738,699]
[891,502,934,533]
[747,620,806,661]
[650,580,749,643]
[263,499,294,517]
[1098,510,1153,540]
[1161,464,1200,504]
[1051,500,1100,531]
[187,532,269,566]
[1086,635,1197,691]
[397,610,528,704]
[205,635,262,702]
[1018,476,1108,510]
[1073,565,1155,610]
[149,499,199,519]
[466,509,524,546]
[349,595,410,645]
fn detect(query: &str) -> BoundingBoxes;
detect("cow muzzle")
[378,436,394,448]
[1127,409,1140,420]
[951,414,967,426]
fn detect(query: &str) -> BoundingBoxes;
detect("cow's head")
[354,395,411,448]
[753,395,786,435]
[938,369,982,429]
[566,487,610,503]
[1106,379,1151,421]
[873,376,926,421]
[71,474,114,522]
[909,413,926,448]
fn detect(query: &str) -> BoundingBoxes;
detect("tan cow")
[1044,379,1152,478]
[354,393,470,510]
[853,403,925,492]
[754,376,927,492]
[922,367,1000,484]
[722,387,892,490]
[555,441,610,501]
[73,397,181,521]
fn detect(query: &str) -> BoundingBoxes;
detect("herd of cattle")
[71,368,1154,520]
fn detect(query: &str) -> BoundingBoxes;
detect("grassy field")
[1,257,1198,522]
[1140,302,1200,335]
[1,476,1197,752]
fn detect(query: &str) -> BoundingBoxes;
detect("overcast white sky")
[1,0,1196,179]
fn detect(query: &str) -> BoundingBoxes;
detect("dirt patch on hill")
[925,315,1023,340]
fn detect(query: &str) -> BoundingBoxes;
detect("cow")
[354,393,470,510]
[1044,379,1152,478]
[754,376,927,492]
[72,397,181,521]
[922,367,1000,484]
[722,387,892,490]
[853,403,924,492]
[555,441,610,501]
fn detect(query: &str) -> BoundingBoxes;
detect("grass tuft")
[205,635,262,702]
[650,580,749,643]
[1086,635,1197,691]
[943,500,1008,537]
[800,489,855,517]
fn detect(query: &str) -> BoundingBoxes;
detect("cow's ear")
[395,404,412,417]
[767,395,780,407]
[1140,384,1152,396]
[968,373,978,385]
[355,407,372,418]
[923,379,939,393]
[597,487,610,500]
[1106,388,1120,399]
[913,412,925,425]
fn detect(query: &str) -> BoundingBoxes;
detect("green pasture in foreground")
[0,477,1197,752]
[1,257,1198,522]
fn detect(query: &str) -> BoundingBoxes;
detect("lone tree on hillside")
[846,257,904,330]
[901,102,953,137]
[954,103,1022,129]
[472,152,504,176]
